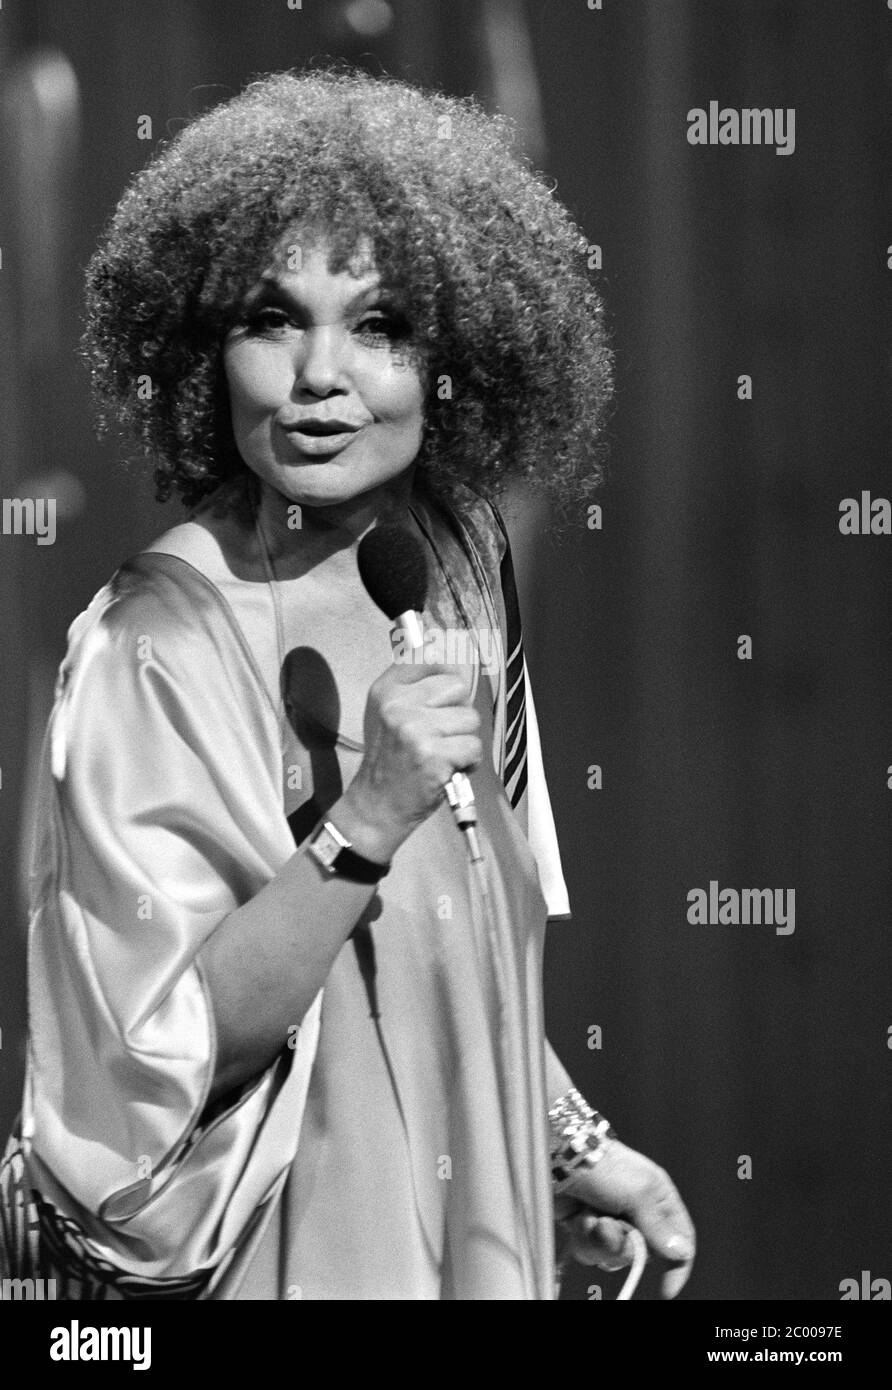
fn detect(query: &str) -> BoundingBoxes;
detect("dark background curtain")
[1,0,889,1301]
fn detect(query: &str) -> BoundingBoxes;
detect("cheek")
[365,360,425,427]
[223,344,291,418]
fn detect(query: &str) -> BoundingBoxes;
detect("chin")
[278,471,372,507]
[264,455,415,509]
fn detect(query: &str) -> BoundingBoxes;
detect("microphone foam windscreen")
[357,522,429,619]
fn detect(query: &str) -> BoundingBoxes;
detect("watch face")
[309,825,341,871]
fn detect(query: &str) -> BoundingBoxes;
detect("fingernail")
[666,1235,693,1260]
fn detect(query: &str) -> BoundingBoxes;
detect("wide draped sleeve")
[23,553,322,1281]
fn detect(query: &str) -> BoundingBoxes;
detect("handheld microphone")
[357,522,482,861]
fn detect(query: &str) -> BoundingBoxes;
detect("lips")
[280,417,366,459]
[283,419,363,435]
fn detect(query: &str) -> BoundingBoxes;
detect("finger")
[388,659,469,682]
[439,734,483,774]
[567,1213,636,1270]
[386,661,461,687]
[421,673,473,707]
[386,660,441,682]
[431,706,481,736]
[629,1172,696,1268]
[658,1257,694,1300]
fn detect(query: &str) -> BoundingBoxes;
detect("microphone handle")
[391,611,483,861]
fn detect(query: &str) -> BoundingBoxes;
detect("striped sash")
[495,513,529,811]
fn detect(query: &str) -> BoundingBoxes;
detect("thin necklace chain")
[251,491,289,751]
[249,491,477,749]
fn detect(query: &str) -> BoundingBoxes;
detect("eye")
[243,306,294,336]
[354,311,408,343]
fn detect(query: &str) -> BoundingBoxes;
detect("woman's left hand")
[554,1139,696,1298]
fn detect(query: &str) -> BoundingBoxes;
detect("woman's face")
[222,237,425,512]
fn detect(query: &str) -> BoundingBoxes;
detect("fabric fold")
[22,488,571,1296]
[25,555,321,1279]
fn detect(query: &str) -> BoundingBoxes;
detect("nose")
[293,325,349,397]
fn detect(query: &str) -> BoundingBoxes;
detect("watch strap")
[331,843,390,883]
[307,819,390,883]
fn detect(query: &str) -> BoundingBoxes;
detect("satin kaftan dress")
[19,487,571,1300]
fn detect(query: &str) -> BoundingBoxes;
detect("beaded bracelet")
[548,1087,617,1193]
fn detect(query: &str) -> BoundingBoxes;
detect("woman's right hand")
[335,662,483,864]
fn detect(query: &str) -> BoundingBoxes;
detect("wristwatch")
[307,819,391,884]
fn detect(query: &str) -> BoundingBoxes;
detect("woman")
[3,68,694,1299]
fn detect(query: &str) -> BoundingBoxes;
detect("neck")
[251,469,416,580]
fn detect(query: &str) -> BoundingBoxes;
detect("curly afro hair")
[82,66,613,514]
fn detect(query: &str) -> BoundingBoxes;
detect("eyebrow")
[254,274,397,311]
